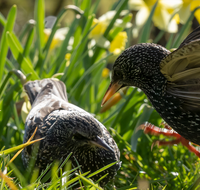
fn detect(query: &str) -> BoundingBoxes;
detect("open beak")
[90,136,114,153]
[101,81,122,106]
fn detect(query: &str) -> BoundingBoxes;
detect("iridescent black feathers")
[22,79,120,186]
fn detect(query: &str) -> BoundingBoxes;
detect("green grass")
[1,0,200,189]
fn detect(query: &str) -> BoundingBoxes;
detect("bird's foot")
[139,122,200,158]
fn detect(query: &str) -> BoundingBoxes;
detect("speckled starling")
[102,26,200,147]
[22,79,120,186]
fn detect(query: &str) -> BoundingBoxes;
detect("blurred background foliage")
[1,0,200,189]
[0,0,118,35]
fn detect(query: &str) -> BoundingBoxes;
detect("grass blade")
[131,104,154,152]
[87,162,117,178]
[43,5,84,54]
[0,138,44,156]
[78,175,103,190]
[0,12,6,26]
[68,56,109,96]
[34,0,45,50]
[0,5,17,81]
[6,31,40,79]
[0,171,18,190]
[110,88,137,129]
[0,72,12,100]
[23,27,35,57]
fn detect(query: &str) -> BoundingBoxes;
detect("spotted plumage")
[22,79,120,186]
[102,26,200,146]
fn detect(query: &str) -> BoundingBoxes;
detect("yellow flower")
[89,11,132,39]
[178,0,200,24]
[109,32,128,55]
[88,12,131,55]
[21,100,31,123]
[44,28,69,50]
[65,53,71,67]
[20,91,31,123]
[129,0,181,35]
[89,18,107,39]
[102,68,110,78]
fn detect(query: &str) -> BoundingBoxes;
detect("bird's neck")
[141,68,167,97]
[141,71,179,121]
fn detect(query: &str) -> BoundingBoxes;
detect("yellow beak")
[101,82,122,106]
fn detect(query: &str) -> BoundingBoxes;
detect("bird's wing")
[24,79,72,126]
[160,37,200,112]
[24,78,68,104]
[178,26,200,49]
[160,40,200,82]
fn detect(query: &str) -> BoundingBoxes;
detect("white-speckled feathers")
[22,79,120,186]
[103,26,200,145]
[160,27,200,112]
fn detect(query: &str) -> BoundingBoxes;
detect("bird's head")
[102,43,170,105]
[68,113,117,154]
[45,110,120,185]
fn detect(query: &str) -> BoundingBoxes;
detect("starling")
[22,79,120,186]
[101,26,200,150]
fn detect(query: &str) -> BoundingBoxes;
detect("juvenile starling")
[102,26,200,150]
[22,79,120,186]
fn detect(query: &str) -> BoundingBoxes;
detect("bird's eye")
[115,71,122,78]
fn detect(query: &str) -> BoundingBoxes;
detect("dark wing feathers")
[160,26,200,112]
[161,40,200,82]
[178,26,200,49]
[167,84,200,111]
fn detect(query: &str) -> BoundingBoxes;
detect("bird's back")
[23,79,84,131]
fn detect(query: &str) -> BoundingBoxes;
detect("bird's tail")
[24,79,68,105]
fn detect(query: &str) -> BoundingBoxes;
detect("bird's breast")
[147,91,200,145]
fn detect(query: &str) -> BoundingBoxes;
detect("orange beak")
[101,82,123,106]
